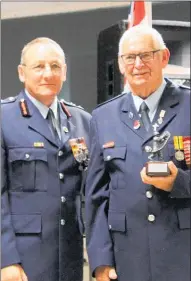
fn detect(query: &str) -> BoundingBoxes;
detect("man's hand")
[1,264,28,281]
[140,161,178,192]
[95,266,117,281]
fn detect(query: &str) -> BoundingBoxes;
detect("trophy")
[145,130,171,176]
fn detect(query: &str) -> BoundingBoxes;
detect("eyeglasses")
[121,49,161,65]
[22,62,63,75]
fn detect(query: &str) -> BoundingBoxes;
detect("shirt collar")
[132,79,167,114]
[25,89,58,119]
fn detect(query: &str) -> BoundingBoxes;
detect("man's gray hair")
[118,25,166,56]
[20,37,66,65]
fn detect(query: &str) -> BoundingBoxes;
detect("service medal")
[133,120,140,130]
[175,150,185,161]
[183,136,191,166]
[157,118,163,125]
[69,137,89,169]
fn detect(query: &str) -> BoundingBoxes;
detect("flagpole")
[145,2,152,26]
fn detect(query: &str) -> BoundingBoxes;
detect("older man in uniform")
[85,25,190,281]
[1,37,91,281]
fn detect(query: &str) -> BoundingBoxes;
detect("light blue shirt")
[131,79,167,122]
[25,89,61,138]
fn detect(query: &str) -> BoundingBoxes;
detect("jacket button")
[25,153,30,159]
[58,150,63,157]
[146,191,153,199]
[63,126,69,133]
[148,214,155,222]
[59,173,64,180]
[61,196,66,203]
[61,219,65,225]
[106,155,111,161]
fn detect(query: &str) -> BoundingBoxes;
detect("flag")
[128,1,152,28]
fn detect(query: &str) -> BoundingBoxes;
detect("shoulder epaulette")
[96,92,126,109]
[60,99,84,110]
[1,96,17,104]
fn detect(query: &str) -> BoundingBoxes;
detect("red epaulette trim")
[60,101,72,118]
[19,99,31,117]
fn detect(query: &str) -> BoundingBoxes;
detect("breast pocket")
[177,208,191,230]
[8,148,48,192]
[103,146,127,189]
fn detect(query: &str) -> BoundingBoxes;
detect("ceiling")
[1,2,130,20]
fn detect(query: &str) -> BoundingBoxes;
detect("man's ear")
[61,64,67,82]
[162,48,170,68]
[18,65,25,83]
[118,57,125,75]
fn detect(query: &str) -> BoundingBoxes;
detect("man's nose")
[134,56,144,68]
[43,65,53,76]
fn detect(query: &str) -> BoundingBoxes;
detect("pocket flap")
[12,214,42,234]
[103,146,127,161]
[177,208,190,229]
[9,148,47,162]
[108,212,126,232]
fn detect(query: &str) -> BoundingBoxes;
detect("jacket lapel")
[120,93,146,139]
[58,102,76,146]
[142,80,180,146]
[19,91,59,147]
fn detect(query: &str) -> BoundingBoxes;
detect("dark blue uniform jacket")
[85,80,190,281]
[1,90,91,281]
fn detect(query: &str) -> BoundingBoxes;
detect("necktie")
[46,108,61,144]
[140,102,151,132]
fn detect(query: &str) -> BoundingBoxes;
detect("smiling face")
[18,42,67,106]
[118,33,170,98]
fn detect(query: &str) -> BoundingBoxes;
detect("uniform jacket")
[85,80,190,281]
[1,90,91,281]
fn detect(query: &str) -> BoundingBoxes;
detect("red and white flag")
[128,1,152,28]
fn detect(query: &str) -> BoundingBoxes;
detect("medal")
[129,112,134,119]
[69,137,89,169]
[159,110,166,118]
[152,123,159,132]
[173,136,185,161]
[157,118,163,125]
[175,150,185,161]
[133,120,140,130]
[183,136,191,166]
[173,136,179,150]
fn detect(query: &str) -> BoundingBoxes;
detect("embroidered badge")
[102,141,115,149]
[69,137,89,170]
[33,142,44,148]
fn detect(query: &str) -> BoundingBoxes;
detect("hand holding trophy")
[146,130,171,176]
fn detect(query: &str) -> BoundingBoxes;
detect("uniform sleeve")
[170,168,190,198]
[85,115,114,276]
[1,136,21,268]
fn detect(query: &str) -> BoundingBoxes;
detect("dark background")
[1,1,190,112]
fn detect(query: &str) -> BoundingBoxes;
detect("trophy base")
[146,161,170,177]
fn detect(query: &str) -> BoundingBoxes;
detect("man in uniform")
[1,37,91,281]
[85,25,190,281]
